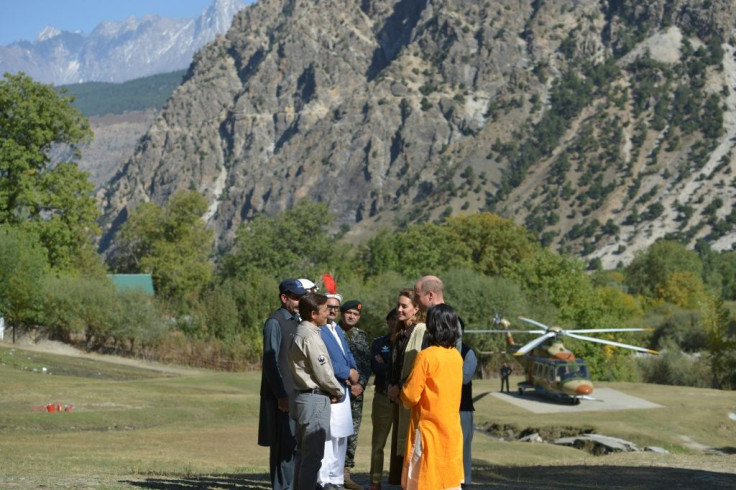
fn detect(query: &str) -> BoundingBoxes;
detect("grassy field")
[1,342,735,489]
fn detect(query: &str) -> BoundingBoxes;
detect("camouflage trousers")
[345,394,364,468]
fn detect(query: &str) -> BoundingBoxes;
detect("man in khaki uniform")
[288,292,345,490]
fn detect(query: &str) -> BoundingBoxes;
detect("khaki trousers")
[369,391,394,484]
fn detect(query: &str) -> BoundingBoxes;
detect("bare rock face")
[98,0,736,264]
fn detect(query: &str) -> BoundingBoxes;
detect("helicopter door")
[542,364,553,389]
[531,362,542,388]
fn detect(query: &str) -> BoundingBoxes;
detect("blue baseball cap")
[279,278,308,296]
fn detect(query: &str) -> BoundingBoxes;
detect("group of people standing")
[258,275,476,490]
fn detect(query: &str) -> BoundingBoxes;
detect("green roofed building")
[107,274,155,295]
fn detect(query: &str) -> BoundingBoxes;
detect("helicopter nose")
[576,384,593,395]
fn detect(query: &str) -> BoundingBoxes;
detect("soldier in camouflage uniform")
[339,299,371,490]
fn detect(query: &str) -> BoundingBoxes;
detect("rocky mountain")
[98,0,736,268]
[0,0,247,84]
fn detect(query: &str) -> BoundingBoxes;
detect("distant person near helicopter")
[500,362,512,393]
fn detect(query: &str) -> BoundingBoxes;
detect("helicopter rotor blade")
[464,329,546,334]
[566,328,652,334]
[518,316,552,331]
[565,332,659,354]
[514,331,557,355]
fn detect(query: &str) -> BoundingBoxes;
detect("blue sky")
[0,1,235,46]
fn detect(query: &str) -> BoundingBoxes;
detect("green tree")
[214,275,283,356]
[625,240,703,300]
[359,222,458,279]
[219,199,341,280]
[0,73,98,273]
[714,251,736,300]
[43,275,165,353]
[360,212,537,280]
[360,229,402,278]
[0,226,48,341]
[657,271,708,309]
[444,213,538,276]
[109,288,166,355]
[702,295,736,389]
[508,248,597,326]
[112,190,214,304]
[43,275,117,348]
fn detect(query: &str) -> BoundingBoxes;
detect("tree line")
[1,72,734,387]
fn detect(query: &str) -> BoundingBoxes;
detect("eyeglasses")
[327,305,340,310]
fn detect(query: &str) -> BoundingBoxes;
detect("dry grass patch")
[1,344,734,488]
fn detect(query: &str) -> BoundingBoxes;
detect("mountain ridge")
[0,0,247,84]
[94,0,736,268]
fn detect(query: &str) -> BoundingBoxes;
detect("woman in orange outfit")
[400,304,464,490]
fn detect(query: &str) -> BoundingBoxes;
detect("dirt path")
[3,338,202,376]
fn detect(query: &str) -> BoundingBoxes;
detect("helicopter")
[465,315,659,405]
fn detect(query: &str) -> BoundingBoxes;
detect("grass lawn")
[1,343,734,488]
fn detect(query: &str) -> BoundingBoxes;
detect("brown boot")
[343,467,362,490]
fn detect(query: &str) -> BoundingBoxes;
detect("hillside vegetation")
[95,0,736,271]
[56,70,186,116]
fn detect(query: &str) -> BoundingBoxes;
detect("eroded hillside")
[98,0,736,267]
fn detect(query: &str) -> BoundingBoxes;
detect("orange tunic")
[400,346,464,489]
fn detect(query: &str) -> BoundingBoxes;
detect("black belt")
[299,388,330,396]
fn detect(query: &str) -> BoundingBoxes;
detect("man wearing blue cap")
[258,278,307,490]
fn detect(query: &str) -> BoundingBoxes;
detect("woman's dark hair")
[298,292,327,321]
[386,307,399,341]
[425,304,460,348]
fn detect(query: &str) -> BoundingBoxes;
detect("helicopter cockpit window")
[557,363,587,379]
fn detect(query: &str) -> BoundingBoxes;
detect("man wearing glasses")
[318,293,359,489]
[258,278,308,490]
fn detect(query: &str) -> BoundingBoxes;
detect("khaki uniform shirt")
[397,322,426,456]
[288,320,345,398]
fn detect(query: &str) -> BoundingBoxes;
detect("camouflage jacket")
[340,325,371,389]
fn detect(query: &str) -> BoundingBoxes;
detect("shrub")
[0,226,48,339]
[636,341,711,387]
[646,305,705,352]
[43,275,166,355]
[43,276,117,347]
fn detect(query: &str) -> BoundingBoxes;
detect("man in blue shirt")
[367,308,397,490]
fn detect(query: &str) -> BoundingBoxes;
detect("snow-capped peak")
[36,26,62,43]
